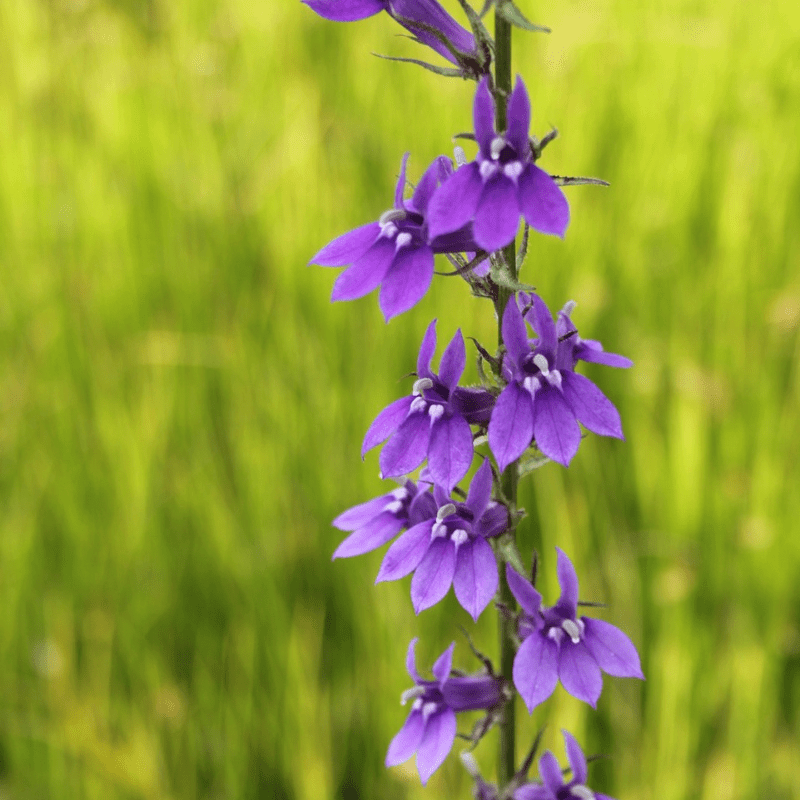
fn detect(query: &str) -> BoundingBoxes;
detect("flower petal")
[386,709,425,767]
[513,785,553,800]
[379,245,434,321]
[432,641,455,685]
[477,502,508,540]
[582,617,644,679]
[506,76,531,157]
[304,0,384,22]
[488,382,534,472]
[575,339,633,369]
[561,372,624,439]
[558,642,603,707]
[528,293,557,358]
[438,328,466,390]
[410,156,450,215]
[473,77,496,156]
[310,221,381,266]
[416,318,438,379]
[532,386,581,466]
[465,458,493,518]
[428,414,474,493]
[538,750,564,794]
[332,512,405,558]
[554,547,579,616]
[405,636,422,682]
[377,520,434,582]
[513,633,559,713]
[427,162,482,238]
[331,237,395,301]
[518,164,569,238]
[454,537,498,621]
[392,0,475,63]
[562,729,588,785]
[363,395,414,456]
[333,494,395,530]
[416,708,456,785]
[411,538,456,613]
[505,564,543,619]
[442,674,503,711]
[473,175,520,252]
[409,489,438,525]
[380,411,431,478]
[502,295,531,367]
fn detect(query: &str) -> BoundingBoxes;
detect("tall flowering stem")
[494,9,518,788]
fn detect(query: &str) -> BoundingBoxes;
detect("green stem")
[494,7,518,790]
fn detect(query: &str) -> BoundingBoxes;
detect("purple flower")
[310,154,480,321]
[302,0,476,64]
[386,638,504,785]
[332,479,436,559]
[428,76,569,252]
[488,293,631,470]
[377,460,507,620]
[506,549,644,712]
[363,319,494,491]
[514,730,615,800]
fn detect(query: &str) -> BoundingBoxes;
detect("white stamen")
[504,161,523,181]
[422,701,439,722]
[413,377,434,395]
[431,521,448,539]
[380,221,398,238]
[479,160,499,181]
[545,369,563,390]
[428,404,444,422]
[547,627,564,644]
[379,208,407,226]
[437,503,457,522]
[490,136,506,160]
[523,375,540,395]
[395,232,412,250]
[561,618,583,644]
[410,396,427,414]
[451,529,469,548]
[562,300,577,316]
[571,786,594,799]
[533,354,550,375]
[401,686,425,705]
[453,145,467,167]
[390,486,409,500]
[383,500,403,514]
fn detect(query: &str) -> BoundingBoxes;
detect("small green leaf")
[372,53,463,78]
[496,0,550,33]
[551,175,611,187]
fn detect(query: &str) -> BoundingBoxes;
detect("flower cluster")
[308,2,643,797]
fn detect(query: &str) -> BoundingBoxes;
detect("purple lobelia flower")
[376,460,507,620]
[488,293,631,470]
[506,548,644,712]
[310,154,481,321]
[363,318,494,491]
[427,76,569,253]
[332,478,436,559]
[386,638,505,785]
[302,0,476,65]
[514,730,615,800]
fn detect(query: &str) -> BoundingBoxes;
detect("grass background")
[1,0,799,797]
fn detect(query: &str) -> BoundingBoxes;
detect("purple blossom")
[376,460,507,620]
[332,479,436,559]
[488,293,631,470]
[514,730,615,800]
[506,549,644,712]
[302,0,476,64]
[363,319,494,491]
[428,76,569,252]
[310,154,480,321]
[386,638,504,785]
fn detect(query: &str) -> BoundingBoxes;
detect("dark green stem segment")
[494,6,518,790]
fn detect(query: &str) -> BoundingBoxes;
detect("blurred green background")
[1,0,798,797]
